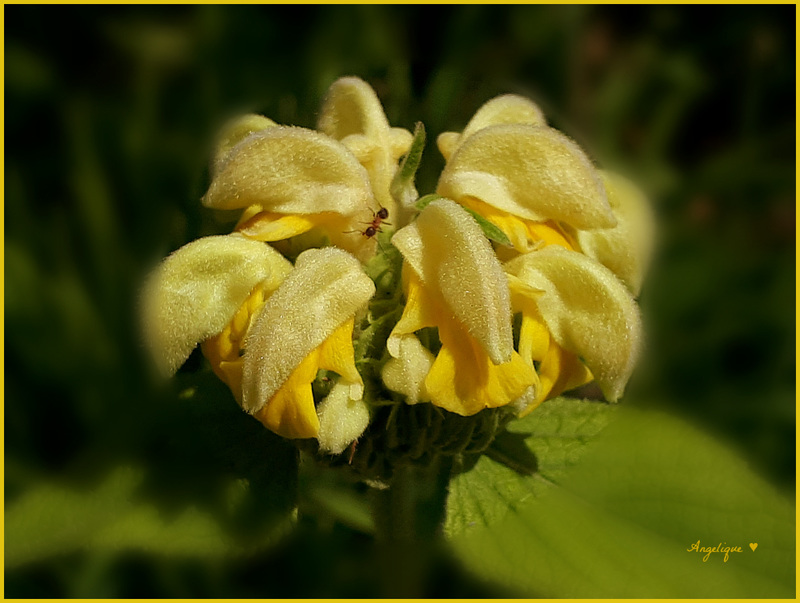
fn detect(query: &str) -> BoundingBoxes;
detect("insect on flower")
[346,206,390,238]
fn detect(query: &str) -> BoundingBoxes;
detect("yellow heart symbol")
[749,543,758,551]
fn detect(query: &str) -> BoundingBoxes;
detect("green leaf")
[5,464,297,570]
[390,121,426,208]
[298,454,375,535]
[445,398,795,598]
[5,466,143,569]
[6,375,300,569]
[447,398,616,536]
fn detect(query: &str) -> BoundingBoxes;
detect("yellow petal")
[386,266,440,357]
[460,197,577,254]
[235,205,378,264]
[512,306,592,415]
[236,210,320,241]
[201,283,270,402]
[518,309,551,367]
[388,226,538,415]
[216,360,245,402]
[437,124,615,230]
[141,234,292,376]
[532,338,593,412]
[392,199,514,365]
[212,114,277,175]
[576,171,655,295]
[462,94,546,138]
[242,248,375,414]
[203,126,375,216]
[317,317,363,399]
[254,316,363,441]
[438,94,547,162]
[424,317,537,416]
[505,246,642,401]
[254,347,321,439]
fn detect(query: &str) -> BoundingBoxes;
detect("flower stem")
[370,455,453,596]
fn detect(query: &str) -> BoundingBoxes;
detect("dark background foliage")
[5,5,795,597]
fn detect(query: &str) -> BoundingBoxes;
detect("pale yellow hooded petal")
[212,114,277,175]
[437,94,547,161]
[392,199,514,364]
[576,171,655,295]
[141,234,292,376]
[504,246,642,401]
[318,76,393,141]
[241,247,375,414]
[437,124,616,230]
[318,76,412,217]
[388,201,537,415]
[202,126,375,215]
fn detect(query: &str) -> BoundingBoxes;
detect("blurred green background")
[5,5,795,597]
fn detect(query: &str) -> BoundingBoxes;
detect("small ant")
[346,207,390,239]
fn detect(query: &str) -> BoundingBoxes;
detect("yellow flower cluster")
[385,94,651,417]
[142,78,650,455]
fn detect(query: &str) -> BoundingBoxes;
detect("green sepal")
[414,195,511,246]
[415,194,443,211]
[390,121,426,208]
[462,207,512,246]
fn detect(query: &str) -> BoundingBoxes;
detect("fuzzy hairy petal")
[142,235,292,376]
[577,171,655,295]
[212,114,277,175]
[505,246,642,401]
[317,76,412,219]
[386,258,536,415]
[437,124,615,230]
[437,94,547,161]
[414,199,514,365]
[241,248,375,414]
[318,76,392,140]
[202,126,374,215]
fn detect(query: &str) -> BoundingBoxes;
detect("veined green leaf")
[445,398,795,598]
